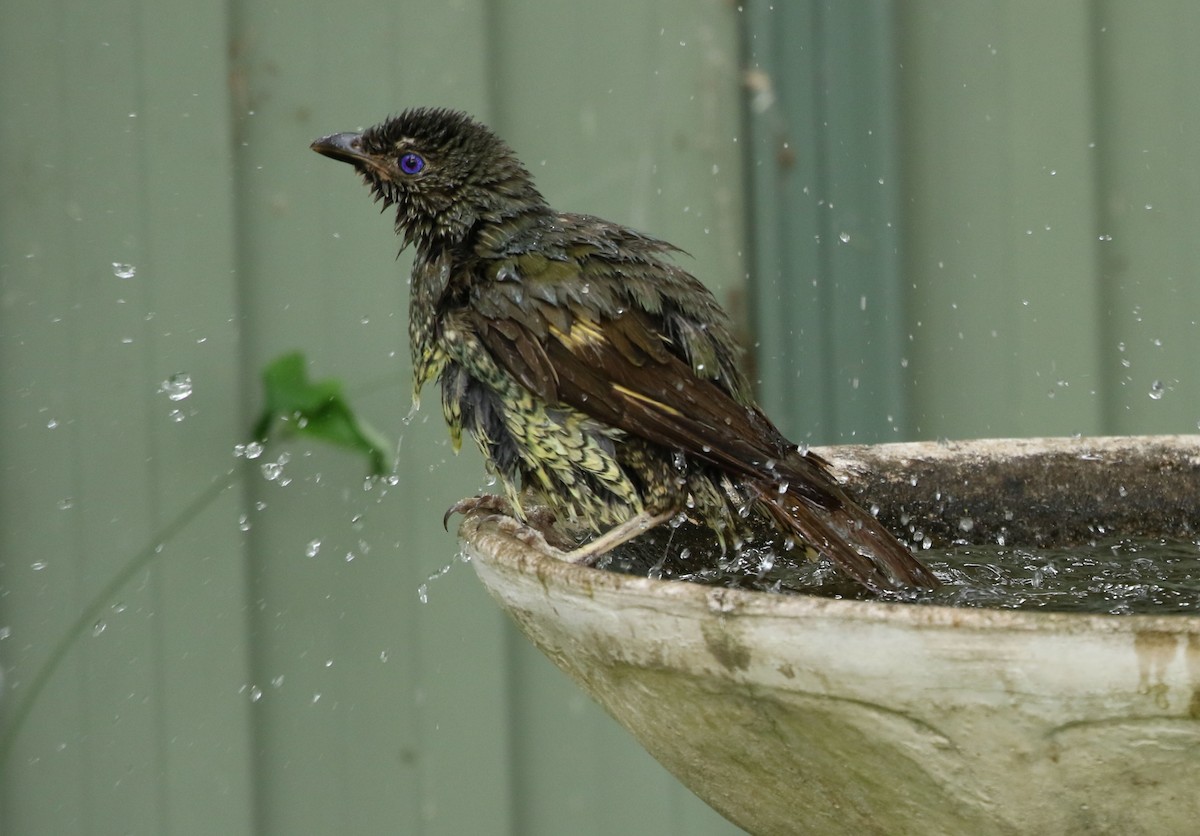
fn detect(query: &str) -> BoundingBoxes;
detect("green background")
[2,1,1198,833]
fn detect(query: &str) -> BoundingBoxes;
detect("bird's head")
[311,107,545,250]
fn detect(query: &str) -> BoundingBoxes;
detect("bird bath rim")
[463,515,1200,634]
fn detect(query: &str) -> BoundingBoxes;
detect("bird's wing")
[465,282,844,512]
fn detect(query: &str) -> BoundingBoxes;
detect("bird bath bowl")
[461,436,1200,835]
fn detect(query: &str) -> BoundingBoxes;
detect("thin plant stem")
[0,468,240,765]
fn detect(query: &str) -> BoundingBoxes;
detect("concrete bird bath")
[461,436,1200,835]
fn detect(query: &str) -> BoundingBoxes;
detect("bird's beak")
[310,131,368,166]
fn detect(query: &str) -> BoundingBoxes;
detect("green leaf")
[252,351,391,476]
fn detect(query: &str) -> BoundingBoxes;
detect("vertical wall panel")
[228,0,743,833]
[897,2,1106,440]
[488,2,745,833]
[0,1,255,834]
[748,0,1200,442]
[743,1,908,445]
[226,0,516,833]
[1093,2,1200,434]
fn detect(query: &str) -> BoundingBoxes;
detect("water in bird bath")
[598,519,1200,615]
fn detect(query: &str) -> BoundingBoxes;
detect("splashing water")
[260,453,292,486]
[911,537,1200,613]
[234,441,265,460]
[417,551,471,603]
[159,372,193,402]
[605,522,1200,615]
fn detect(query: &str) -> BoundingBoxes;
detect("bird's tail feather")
[749,480,939,592]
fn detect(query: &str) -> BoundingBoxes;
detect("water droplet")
[418,561,457,602]
[958,517,975,532]
[31,561,47,571]
[1149,380,1165,400]
[111,262,137,279]
[237,514,251,532]
[234,440,265,460]
[757,551,776,575]
[304,539,322,558]
[46,418,59,429]
[249,686,263,703]
[838,231,851,243]
[92,620,107,637]
[271,675,285,688]
[260,453,291,483]
[57,498,74,511]
[159,372,193,402]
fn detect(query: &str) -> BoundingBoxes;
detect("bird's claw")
[442,494,512,530]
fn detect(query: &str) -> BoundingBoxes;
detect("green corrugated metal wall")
[3,2,1200,834]
[745,1,1200,446]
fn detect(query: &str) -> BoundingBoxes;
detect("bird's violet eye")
[399,153,425,175]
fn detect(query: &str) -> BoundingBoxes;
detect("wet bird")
[311,107,938,592]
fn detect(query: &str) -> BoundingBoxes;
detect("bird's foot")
[566,510,676,567]
[444,494,576,550]
[443,493,512,529]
